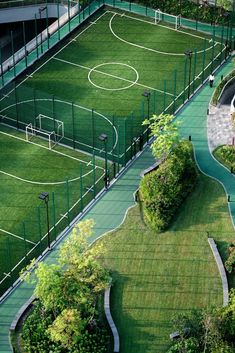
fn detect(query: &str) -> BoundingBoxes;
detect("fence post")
[211,26,216,71]
[72,101,75,149]
[163,80,166,112]
[92,151,96,198]
[92,108,95,150]
[112,115,116,178]
[52,192,56,238]
[46,5,50,49]
[10,31,16,77]
[68,0,71,32]
[66,179,70,225]
[37,206,43,253]
[14,83,19,129]
[124,118,127,166]
[173,69,177,113]
[57,1,61,40]
[117,124,120,173]
[34,14,39,59]
[80,165,83,212]
[192,49,197,94]
[201,39,206,84]
[220,26,225,64]
[22,21,27,68]
[0,47,4,87]
[22,222,28,265]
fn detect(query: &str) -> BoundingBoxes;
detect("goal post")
[26,123,56,149]
[154,9,181,30]
[25,114,64,149]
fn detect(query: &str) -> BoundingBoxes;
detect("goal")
[155,9,181,30]
[25,114,64,149]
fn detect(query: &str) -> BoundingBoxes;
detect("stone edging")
[10,295,35,332]
[208,238,229,306]
[104,285,120,352]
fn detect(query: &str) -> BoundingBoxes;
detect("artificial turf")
[99,173,235,353]
[0,124,105,296]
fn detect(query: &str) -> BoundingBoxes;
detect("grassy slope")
[99,173,235,353]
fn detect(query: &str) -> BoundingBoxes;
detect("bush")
[139,141,198,231]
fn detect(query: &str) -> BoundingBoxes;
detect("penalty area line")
[0,228,36,245]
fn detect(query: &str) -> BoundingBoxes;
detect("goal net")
[155,9,181,30]
[25,114,64,149]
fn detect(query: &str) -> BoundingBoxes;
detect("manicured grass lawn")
[99,173,235,353]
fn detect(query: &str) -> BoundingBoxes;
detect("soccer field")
[0,7,225,159]
[0,124,105,296]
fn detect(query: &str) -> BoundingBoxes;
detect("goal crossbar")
[36,114,64,143]
[26,123,56,149]
[155,10,181,30]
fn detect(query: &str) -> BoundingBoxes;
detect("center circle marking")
[88,62,139,91]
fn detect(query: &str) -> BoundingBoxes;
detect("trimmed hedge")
[139,141,198,232]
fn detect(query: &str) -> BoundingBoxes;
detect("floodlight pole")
[38,192,51,249]
[39,6,47,54]
[142,91,151,142]
[99,134,108,189]
[184,50,193,100]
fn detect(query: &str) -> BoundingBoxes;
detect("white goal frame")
[154,9,181,30]
[26,123,56,149]
[36,114,64,143]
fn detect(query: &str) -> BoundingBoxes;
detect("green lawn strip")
[98,173,235,353]
[213,145,235,172]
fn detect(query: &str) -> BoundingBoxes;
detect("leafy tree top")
[142,113,180,160]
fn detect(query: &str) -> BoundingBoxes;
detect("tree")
[217,0,232,11]
[142,113,180,160]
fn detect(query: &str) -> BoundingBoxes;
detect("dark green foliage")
[22,301,109,353]
[136,0,229,25]
[213,145,235,172]
[140,141,198,231]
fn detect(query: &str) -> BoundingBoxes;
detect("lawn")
[0,123,106,297]
[99,173,235,353]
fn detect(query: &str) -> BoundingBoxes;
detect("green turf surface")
[0,123,106,296]
[99,173,235,353]
[0,8,225,157]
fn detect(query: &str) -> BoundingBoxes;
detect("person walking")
[209,73,215,87]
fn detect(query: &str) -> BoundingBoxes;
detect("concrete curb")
[104,285,120,352]
[208,238,229,306]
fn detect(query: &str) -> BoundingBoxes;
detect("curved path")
[176,57,235,227]
[0,58,235,352]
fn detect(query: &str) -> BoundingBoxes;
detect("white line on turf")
[0,11,110,102]
[107,10,218,41]
[109,13,220,56]
[0,129,103,172]
[53,57,174,97]
[0,228,36,245]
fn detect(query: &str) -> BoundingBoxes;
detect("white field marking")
[0,97,119,153]
[90,21,97,25]
[70,38,77,42]
[54,57,174,97]
[0,129,104,183]
[0,11,110,103]
[0,168,95,185]
[3,273,11,278]
[0,228,36,245]
[88,62,139,91]
[109,13,220,57]
[107,10,217,42]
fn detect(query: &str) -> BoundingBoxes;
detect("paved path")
[0,57,235,352]
[207,103,233,152]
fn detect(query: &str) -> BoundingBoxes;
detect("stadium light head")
[39,191,49,201]
[99,133,108,142]
[184,50,193,58]
[142,91,151,98]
